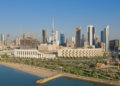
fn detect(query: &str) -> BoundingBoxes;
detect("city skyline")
[0,1,120,86]
[0,0,120,40]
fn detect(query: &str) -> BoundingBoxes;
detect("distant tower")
[87,25,95,46]
[76,27,81,48]
[66,38,69,47]
[6,34,10,46]
[15,36,20,46]
[0,34,2,42]
[104,25,109,52]
[23,33,26,39]
[60,33,65,46]
[22,33,26,49]
[0,33,5,45]
[101,31,104,43]
[82,34,86,47]
[48,36,52,43]
[51,17,55,44]
[42,29,47,44]
[71,36,75,48]
[55,31,59,46]
[71,37,75,44]
[95,36,101,48]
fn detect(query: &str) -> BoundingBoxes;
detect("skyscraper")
[51,17,55,43]
[71,37,75,44]
[51,28,55,43]
[82,34,86,47]
[60,33,65,46]
[119,40,120,49]
[0,33,5,45]
[76,27,81,48]
[104,25,109,52]
[71,37,75,48]
[15,36,20,46]
[42,29,47,44]
[55,31,59,46]
[55,31,58,41]
[95,36,101,48]
[6,34,10,46]
[87,25,95,46]
[0,34,2,42]
[101,31,104,42]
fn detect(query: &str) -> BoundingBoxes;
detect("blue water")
[0,65,106,86]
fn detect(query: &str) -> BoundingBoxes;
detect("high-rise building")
[51,17,55,44]
[104,25,109,52]
[48,36,52,43]
[55,31,59,46]
[66,38,69,47]
[15,36,20,46]
[42,29,47,44]
[95,36,101,48]
[87,25,95,46]
[51,28,55,44]
[109,40,119,51]
[119,40,120,51]
[0,34,2,42]
[82,34,87,47]
[71,37,75,48]
[71,37,75,43]
[101,31,104,42]
[6,34,10,46]
[119,40,120,48]
[0,33,5,45]
[60,33,65,46]
[76,27,81,48]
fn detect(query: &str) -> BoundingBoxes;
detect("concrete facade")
[14,49,56,59]
[58,48,104,57]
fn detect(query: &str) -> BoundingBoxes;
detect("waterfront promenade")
[0,62,120,86]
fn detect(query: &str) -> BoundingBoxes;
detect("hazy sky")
[0,0,120,40]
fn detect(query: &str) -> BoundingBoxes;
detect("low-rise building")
[109,40,119,51]
[38,44,60,52]
[58,48,104,58]
[0,50,14,56]
[14,49,56,59]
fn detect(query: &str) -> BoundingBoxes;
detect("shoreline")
[0,62,120,86]
[0,62,59,78]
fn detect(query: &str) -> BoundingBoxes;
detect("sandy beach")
[0,62,120,86]
[0,62,59,78]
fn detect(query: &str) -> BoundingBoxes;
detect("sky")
[0,0,120,41]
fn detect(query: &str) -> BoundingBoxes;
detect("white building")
[55,31,59,46]
[14,49,56,59]
[58,48,104,58]
[104,25,109,52]
[87,25,95,46]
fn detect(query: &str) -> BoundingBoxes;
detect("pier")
[36,73,120,86]
[36,73,64,84]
